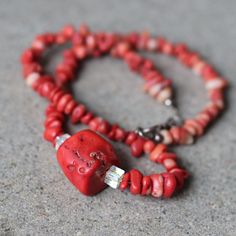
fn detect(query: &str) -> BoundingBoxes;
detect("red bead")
[129,169,142,195]
[88,117,102,131]
[115,128,126,141]
[57,129,119,196]
[44,127,62,143]
[64,100,77,115]
[150,174,163,198]
[162,173,177,198]
[71,104,86,123]
[120,172,130,191]
[130,138,145,157]
[170,168,188,190]
[141,176,152,195]
[80,112,94,125]
[125,132,138,145]
[149,144,167,162]
[62,25,75,39]
[97,120,111,134]
[46,120,62,129]
[40,82,55,99]
[21,49,35,64]
[57,94,73,112]
[143,140,155,153]
[157,152,177,164]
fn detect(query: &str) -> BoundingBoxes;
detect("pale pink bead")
[74,46,87,59]
[156,87,172,103]
[86,35,96,50]
[163,158,177,170]
[196,113,211,123]
[149,84,162,97]
[205,103,220,117]
[151,174,163,198]
[193,61,205,75]
[116,42,130,57]
[205,78,226,90]
[26,72,40,87]
[183,132,194,145]
[143,79,157,92]
[32,40,45,51]
[185,120,203,136]
[159,129,173,145]
[147,38,157,51]
[215,100,224,109]
[183,124,197,136]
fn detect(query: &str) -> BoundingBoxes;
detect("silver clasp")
[135,99,183,142]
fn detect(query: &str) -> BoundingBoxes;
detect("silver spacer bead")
[104,165,125,189]
[55,134,71,151]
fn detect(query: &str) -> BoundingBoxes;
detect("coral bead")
[130,169,143,195]
[57,129,119,196]
[130,138,145,157]
[150,144,167,162]
[150,174,163,198]
[141,176,152,195]
[162,173,177,198]
[71,104,86,123]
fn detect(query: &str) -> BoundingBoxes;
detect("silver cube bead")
[55,134,71,151]
[104,165,125,189]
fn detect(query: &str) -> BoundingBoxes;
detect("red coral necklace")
[21,25,227,198]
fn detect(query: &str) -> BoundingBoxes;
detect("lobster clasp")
[135,99,183,142]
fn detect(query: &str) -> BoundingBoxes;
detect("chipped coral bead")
[64,100,77,115]
[125,132,138,146]
[177,127,194,145]
[150,174,163,198]
[40,81,55,99]
[162,173,177,198]
[88,117,102,131]
[120,172,130,191]
[46,119,62,129]
[170,126,181,143]
[143,140,156,154]
[129,169,143,195]
[163,158,178,171]
[107,124,118,140]
[97,120,111,134]
[184,119,204,136]
[157,152,177,164]
[44,127,62,143]
[80,112,94,125]
[141,176,152,195]
[159,129,173,145]
[170,168,188,190]
[149,144,167,162]
[130,138,145,157]
[115,127,127,141]
[56,94,73,112]
[71,104,86,124]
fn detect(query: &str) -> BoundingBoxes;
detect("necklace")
[21,24,227,198]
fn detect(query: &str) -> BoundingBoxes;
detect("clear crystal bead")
[55,134,71,151]
[104,165,125,189]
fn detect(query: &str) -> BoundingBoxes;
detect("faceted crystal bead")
[55,134,71,151]
[104,165,125,189]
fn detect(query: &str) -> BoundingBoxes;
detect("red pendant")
[56,129,120,195]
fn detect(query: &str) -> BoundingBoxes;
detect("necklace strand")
[21,24,227,198]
